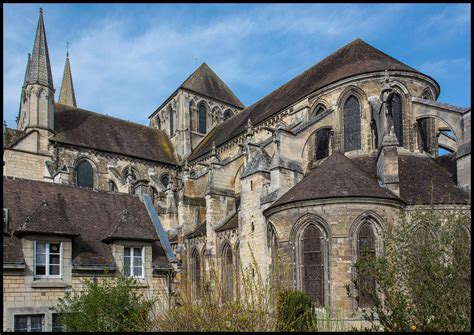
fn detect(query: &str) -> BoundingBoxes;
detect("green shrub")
[276,289,316,332]
[349,206,471,332]
[53,275,155,332]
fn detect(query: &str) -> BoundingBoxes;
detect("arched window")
[391,94,403,146]
[224,109,234,121]
[157,117,161,130]
[170,110,174,136]
[313,104,326,117]
[301,225,325,307]
[198,103,207,134]
[108,180,118,192]
[76,160,93,188]
[343,95,361,152]
[315,128,331,160]
[222,243,234,302]
[268,224,279,290]
[191,249,201,298]
[357,222,376,308]
[149,186,157,204]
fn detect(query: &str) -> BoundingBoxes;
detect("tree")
[53,275,155,332]
[349,206,471,332]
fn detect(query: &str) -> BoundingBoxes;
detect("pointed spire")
[28,7,54,90]
[58,48,77,107]
[23,53,31,88]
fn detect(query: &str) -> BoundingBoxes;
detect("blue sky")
[3,4,471,130]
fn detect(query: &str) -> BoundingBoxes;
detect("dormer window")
[123,246,144,277]
[34,241,62,278]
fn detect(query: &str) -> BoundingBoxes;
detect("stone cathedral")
[3,9,471,331]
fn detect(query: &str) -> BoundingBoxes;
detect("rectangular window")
[52,314,64,332]
[14,314,44,332]
[123,247,144,277]
[35,242,62,278]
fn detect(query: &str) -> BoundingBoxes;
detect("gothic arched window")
[315,128,331,160]
[170,110,174,136]
[222,243,234,302]
[343,95,361,152]
[108,180,118,192]
[391,94,403,146]
[157,117,161,130]
[198,103,207,134]
[268,224,279,290]
[76,160,93,188]
[301,225,325,307]
[313,104,326,117]
[357,222,376,308]
[191,249,201,298]
[224,109,234,121]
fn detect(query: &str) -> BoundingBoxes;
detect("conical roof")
[265,152,401,213]
[58,52,77,107]
[189,38,438,161]
[28,8,54,90]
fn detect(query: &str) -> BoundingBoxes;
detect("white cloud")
[3,4,470,128]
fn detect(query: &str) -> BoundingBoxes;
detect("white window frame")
[123,246,144,278]
[33,241,63,278]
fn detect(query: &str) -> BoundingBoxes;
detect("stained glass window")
[344,96,361,152]
[357,222,376,308]
[76,160,93,188]
[198,104,207,134]
[302,225,324,307]
[315,128,331,160]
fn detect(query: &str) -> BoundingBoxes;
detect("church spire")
[23,53,31,88]
[28,7,54,90]
[58,48,77,107]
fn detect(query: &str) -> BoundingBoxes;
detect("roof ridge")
[55,103,166,134]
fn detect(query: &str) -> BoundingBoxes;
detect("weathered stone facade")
[3,8,471,331]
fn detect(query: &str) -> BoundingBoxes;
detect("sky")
[3,4,471,130]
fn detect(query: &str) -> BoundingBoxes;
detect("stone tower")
[58,50,77,107]
[17,8,55,153]
[148,63,245,161]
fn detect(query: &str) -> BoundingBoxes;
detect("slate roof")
[266,153,400,212]
[185,222,207,239]
[215,212,238,233]
[181,63,244,108]
[151,63,244,116]
[189,38,436,162]
[349,154,467,205]
[53,103,178,165]
[3,177,168,268]
[4,128,26,148]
